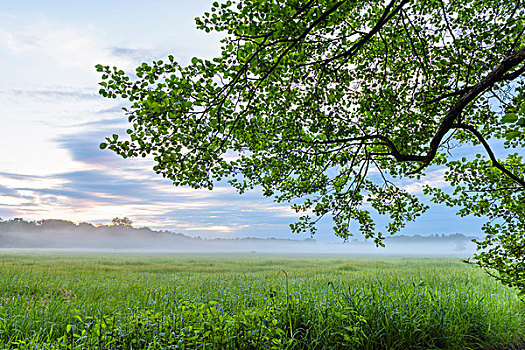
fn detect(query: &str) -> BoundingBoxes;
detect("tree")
[39,219,76,231]
[111,217,133,227]
[97,0,525,294]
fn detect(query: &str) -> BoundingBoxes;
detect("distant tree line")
[0,217,166,236]
[0,217,475,245]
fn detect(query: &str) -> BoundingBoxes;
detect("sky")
[0,0,488,241]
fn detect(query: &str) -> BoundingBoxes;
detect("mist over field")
[0,219,477,256]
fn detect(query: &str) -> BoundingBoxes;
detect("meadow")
[0,252,523,349]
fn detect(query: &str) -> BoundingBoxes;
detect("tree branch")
[315,47,525,176]
[408,46,525,174]
[304,134,426,162]
[423,86,472,105]
[302,0,410,67]
[452,123,525,190]
[499,64,525,81]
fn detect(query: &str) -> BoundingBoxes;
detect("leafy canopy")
[97,0,525,293]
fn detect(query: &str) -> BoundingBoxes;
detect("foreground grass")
[0,252,523,349]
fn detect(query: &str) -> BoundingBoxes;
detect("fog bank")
[0,220,477,256]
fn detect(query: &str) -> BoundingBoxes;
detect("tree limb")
[303,0,410,67]
[452,123,525,190]
[409,46,525,173]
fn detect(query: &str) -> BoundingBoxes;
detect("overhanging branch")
[308,49,525,177]
[452,123,525,190]
[407,46,525,174]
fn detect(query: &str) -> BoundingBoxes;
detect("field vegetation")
[0,252,523,349]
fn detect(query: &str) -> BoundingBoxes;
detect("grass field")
[0,252,523,349]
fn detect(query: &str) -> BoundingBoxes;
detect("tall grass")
[0,252,523,349]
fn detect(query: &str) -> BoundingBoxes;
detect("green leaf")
[505,130,521,140]
[99,143,108,149]
[502,113,518,123]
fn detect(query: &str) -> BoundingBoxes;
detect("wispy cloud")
[94,106,127,115]
[400,168,449,195]
[110,47,153,63]
[0,87,100,100]
[0,20,143,72]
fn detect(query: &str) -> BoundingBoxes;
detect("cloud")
[110,47,153,63]
[401,168,449,195]
[94,106,127,115]
[185,225,235,233]
[0,172,34,181]
[55,130,124,168]
[53,170,172,203]
[0,83,123,128]
[75,118,128,132]
[0,19,160,74]
[0,183,32,200]
[0,87,100,100]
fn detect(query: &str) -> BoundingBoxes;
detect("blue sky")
[0,1,488,241]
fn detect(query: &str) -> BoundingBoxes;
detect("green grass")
[0,252,523,349]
